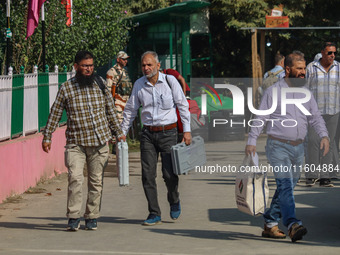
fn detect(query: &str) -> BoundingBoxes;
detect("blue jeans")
[263,138,304,229]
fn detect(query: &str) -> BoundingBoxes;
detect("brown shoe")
[288,223,307,242]
[262,225,286,239]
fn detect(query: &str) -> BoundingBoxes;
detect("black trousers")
[140,127,179,216]
[306,113,339,179]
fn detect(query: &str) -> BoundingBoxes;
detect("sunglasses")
[326,51,337,55]
[80,64,94,68]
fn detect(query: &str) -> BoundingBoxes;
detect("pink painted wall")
[0,127,67,203]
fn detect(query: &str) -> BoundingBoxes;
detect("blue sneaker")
[170,201,181,220]
[67,218,80,231]
[142,214,162,226]
[85,218,98,230]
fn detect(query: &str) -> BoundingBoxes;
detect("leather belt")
[144,123,177,132]
[269,135,304,146]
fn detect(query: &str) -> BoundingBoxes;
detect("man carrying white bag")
[245,51,329,243]
[235,152,269,216]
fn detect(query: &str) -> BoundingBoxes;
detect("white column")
[23,73,39,136]
[0,75,12,141]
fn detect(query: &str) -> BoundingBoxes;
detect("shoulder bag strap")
[94,74,106,95]
[114,66,124,90]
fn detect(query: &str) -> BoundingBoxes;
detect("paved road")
[1,137,340,254]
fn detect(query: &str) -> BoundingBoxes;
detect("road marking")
[0,248,193,255]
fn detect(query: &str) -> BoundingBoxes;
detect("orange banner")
[61,0,72,26]
[265,16,289,28]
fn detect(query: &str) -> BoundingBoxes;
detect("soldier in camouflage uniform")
[106,51,133,123]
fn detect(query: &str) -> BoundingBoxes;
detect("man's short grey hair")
[292,50,304,57]
[141,51,159,63]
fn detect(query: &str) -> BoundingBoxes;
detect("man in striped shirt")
[306,42,340,187]
[42,50,125,231]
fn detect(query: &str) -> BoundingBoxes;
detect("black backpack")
[94,74,107,95]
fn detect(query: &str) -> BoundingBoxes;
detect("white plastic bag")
[235,153,269,216]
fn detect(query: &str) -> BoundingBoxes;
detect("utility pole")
[6,0,12,75]
[41,2,46,71]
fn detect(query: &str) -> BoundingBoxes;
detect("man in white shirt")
[121,51,191,225]
[305,42,340,187]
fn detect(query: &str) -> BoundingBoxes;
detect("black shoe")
[85,218,97,230]
[306,178,319,187]
[67,218,80,231]
[319,178,334,187]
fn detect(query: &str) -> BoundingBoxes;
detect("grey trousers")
[306,113,339,179]
[140,127,179,216]
[64,143,109,219]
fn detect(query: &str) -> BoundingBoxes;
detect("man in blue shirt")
[259,54,285,97]
[121,51,191,225]
[263,53,285,80]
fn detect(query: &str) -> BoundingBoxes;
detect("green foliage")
[2,0,339,77]
[126,137,140,152]
[0,1,5,73]
[108,137,140,153]
[69,0,130,69]
[211,0,307,31]
[209,0,340,77]
[211,0,269,29]
[126,0,173,15]
[0,0,130,74]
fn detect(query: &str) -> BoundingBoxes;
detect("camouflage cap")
[117,51,130,59]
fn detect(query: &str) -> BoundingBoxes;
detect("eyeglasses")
[80,64,94,68]
[326,51,337,55]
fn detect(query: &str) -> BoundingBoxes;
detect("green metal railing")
[38,66,50,131]
[11,72,24,138]
[0,66,74,141]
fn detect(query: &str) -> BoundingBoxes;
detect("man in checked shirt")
[42,50,126,231]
